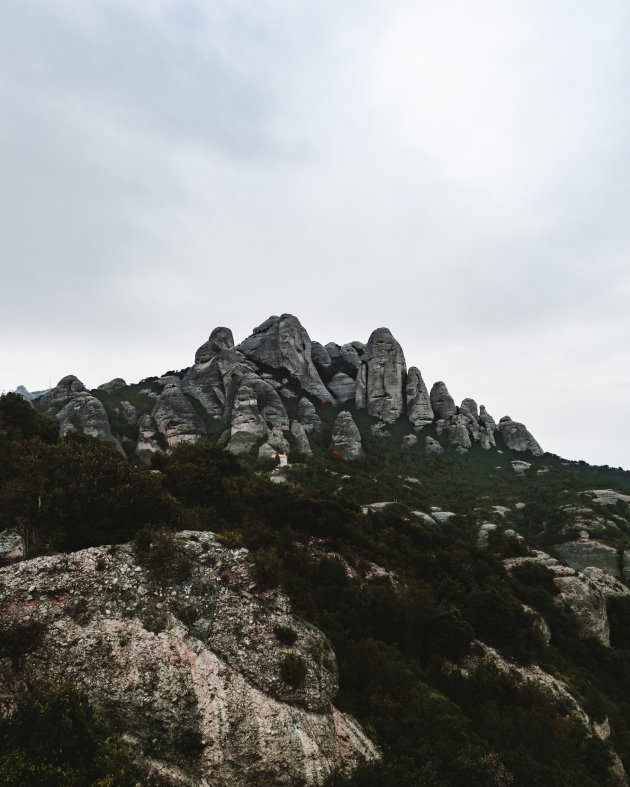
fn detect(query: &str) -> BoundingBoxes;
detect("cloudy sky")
[2,0,629,468]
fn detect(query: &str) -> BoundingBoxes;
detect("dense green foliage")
[3,392,630,784]
[0,685,136,786]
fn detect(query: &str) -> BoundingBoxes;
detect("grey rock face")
[430,382,456,420]
[331,411,364,460]
[56,393,115,444]
[311,341,334,381]
[291,420,313,457]
[238,315,334,404]
[401,434,417,448]
[356,328,406,423]
[460,398,479,419]
[446,414,472,449]
[327,372,356,404]
[498,416,543,456]
[194,326,235,363]
[38,375,87,411]
[151,380,206,448]
[0,536,379,786]
[135,415,163,463]
[97,378,127,392]
[406,367,434,427]
[425,436,444,455]
[297,398,323,433]
[554,572,610,645]
[227,381,269,455]
[555,540,621,579]
[478,405,497,431]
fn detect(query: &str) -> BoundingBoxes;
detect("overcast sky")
[2,0,629,468]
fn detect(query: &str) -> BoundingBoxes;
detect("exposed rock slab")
[151,380,206,448]
[327,373,356,404]
[0,535,379,785]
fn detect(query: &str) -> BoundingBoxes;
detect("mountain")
[23,313,543,464]
[2,314,630,785]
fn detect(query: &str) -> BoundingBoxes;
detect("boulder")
[498,416,543,456]
[355,328,406,423]
[406,368,434,427]
[446,414,472,449]
[331,411,364,460]
[135,415,163,463]
[429,382,456,420]
[97,378,127,392]
[425,436,444,455]
[0,536,379,785]
[238,315,334,404]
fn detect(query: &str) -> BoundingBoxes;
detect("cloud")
[1,0,629,466]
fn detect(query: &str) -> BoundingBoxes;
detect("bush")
[134,526,193,584]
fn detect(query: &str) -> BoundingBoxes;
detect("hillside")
[2,314,630,785]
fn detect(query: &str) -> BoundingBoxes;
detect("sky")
[1,0,629,468]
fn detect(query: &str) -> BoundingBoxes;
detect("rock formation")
[151,379,206,448]
[0,534,379,785]
[238,315,334,404]
[429,382,456,420]
[291,420,313,457]
[297,398,323,433]
[355,328,406,423]
[331,411,364,460]
[406,367,434,427]
[498,416,543,456]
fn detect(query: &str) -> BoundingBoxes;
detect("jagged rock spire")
[355,328,406,423]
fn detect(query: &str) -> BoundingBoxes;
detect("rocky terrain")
[0,532,378,785]
[19,313,542,466]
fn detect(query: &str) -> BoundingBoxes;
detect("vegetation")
[2,392,630,784]
[0,685,137,786]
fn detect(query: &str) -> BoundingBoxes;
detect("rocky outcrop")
[38,375,88,411]
[327,373,356,404]
[238,315,334,404]
[0,534,379,785]
[554,539,621,579]
[505,552,610,645]
[406,368,434,427]
[331,412,364,460]
[135,415,163,462]
[151,379,206,448]
[182,328,244,420]
[355,328,406,423]
[498,416,543,456]
[56,392,116,444]
[429,382,456,420]
[311,342,334,381]
[227,381,269,455]
[297,398,323,433]
[36,375,119,448]
[291,420,313,457]
[446,414,472,450]
[460,398,479,419]
[97,378,127,392]
[425,436,444,455]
